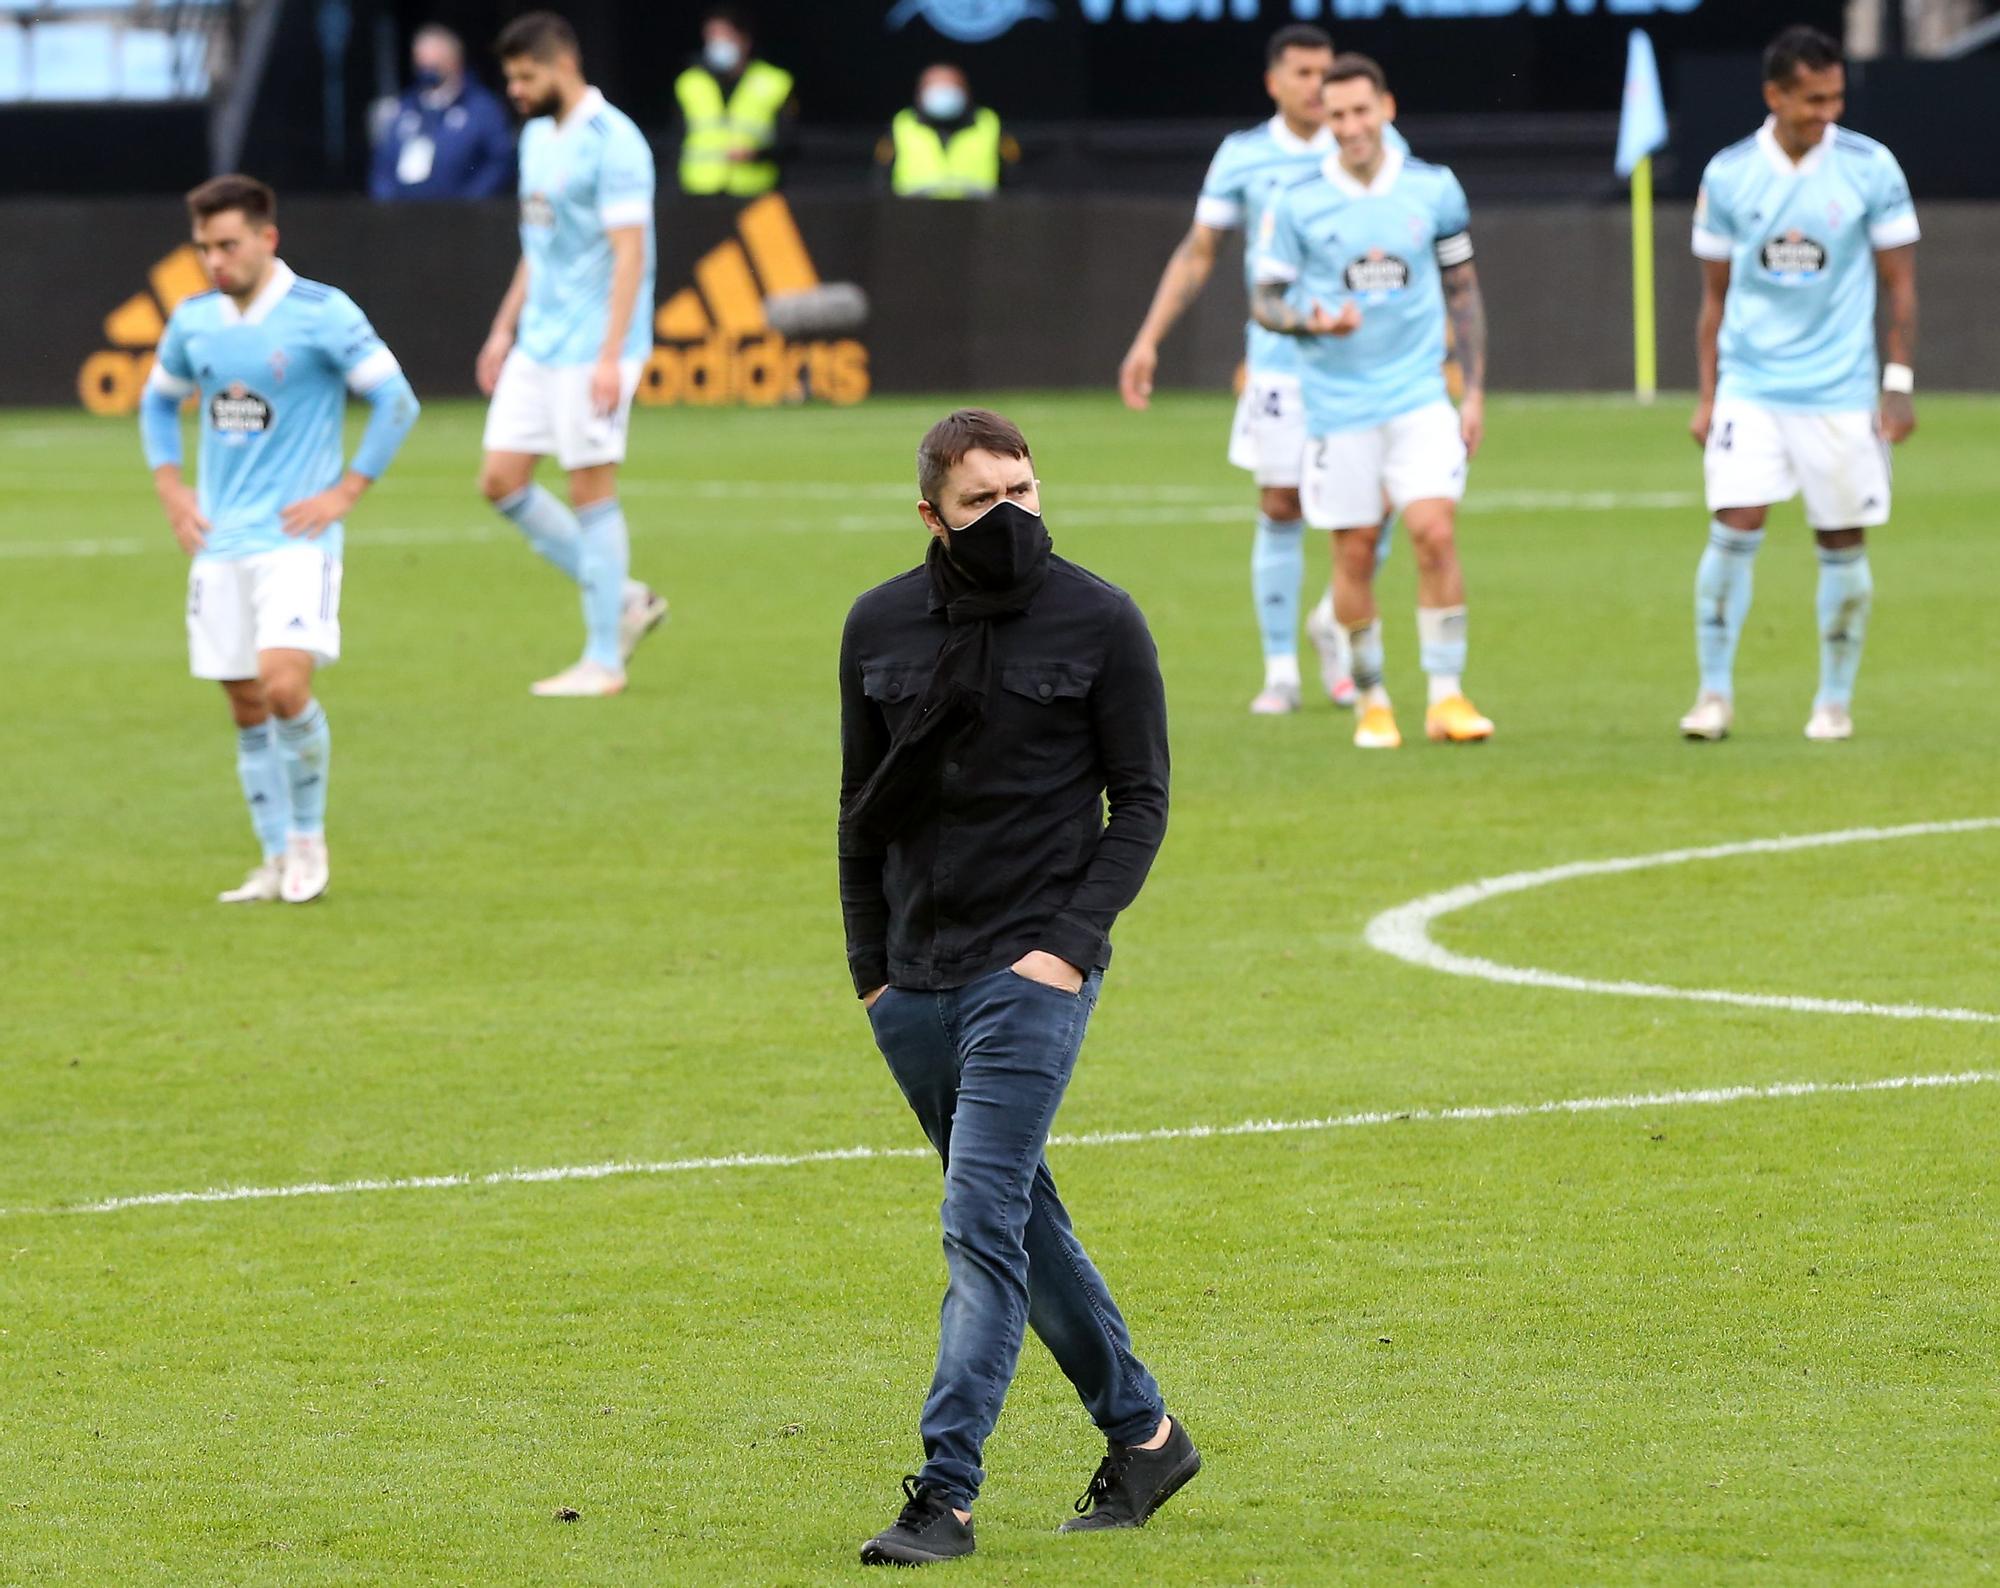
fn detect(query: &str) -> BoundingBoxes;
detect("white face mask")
[919,82,969,121]
[704,37,744,74]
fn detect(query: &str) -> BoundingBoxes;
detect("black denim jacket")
[838,554,1170,996]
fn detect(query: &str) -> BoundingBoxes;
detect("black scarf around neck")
[839,526,1051,855]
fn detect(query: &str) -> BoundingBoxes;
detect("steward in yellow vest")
[676,13,795,197]
[878,67,1016,200]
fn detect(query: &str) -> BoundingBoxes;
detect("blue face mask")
[414,67,446,90]
[704,37,744,74]
[919,82,969,121]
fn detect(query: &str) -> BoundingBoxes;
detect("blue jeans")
[867,966,1166,1508]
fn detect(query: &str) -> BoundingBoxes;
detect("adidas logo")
[77,244,209,416]
[77,198,869,416]
[642,195,869,409]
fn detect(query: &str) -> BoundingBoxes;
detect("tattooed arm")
[1119,224,1225,410]
[1441,258,1488,458]
[1250,280,1352,338]
[1875,243,1917,443]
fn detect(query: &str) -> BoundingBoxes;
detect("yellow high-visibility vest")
[890,107,1002,199]
[675,61,793,196]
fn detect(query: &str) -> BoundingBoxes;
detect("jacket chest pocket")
[997,663,1095,766]
[862,664,931,733]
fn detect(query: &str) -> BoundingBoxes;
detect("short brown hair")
[917,409,1032,505]
[186,173,275,226]
[496,10,579,63]
[1325,53,1388,95]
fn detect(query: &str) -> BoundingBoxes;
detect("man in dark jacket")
[838,408,1198,1567]
[369,24,515,202]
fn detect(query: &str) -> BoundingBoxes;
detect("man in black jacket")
[839,409,1198,1566]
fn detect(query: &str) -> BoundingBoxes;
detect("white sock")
[1361,683,1391,710]
[1427,673,1461,707]
[1263,654,1301,691]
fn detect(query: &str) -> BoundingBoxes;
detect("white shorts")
[1704,398,1891,529]
[187,546,342,680]
[481,349,644,470]
[1301,399,1467,530]
[1228,372,1308,488]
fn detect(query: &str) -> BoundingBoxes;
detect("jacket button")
[945,761,960,776]
[1038,682,1053,699]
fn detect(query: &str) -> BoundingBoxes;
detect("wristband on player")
[1882,363,1915,394]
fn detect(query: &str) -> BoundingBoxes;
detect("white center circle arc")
[1364,818,2000,1025]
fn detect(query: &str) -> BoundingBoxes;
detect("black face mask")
[931,497,1049,590]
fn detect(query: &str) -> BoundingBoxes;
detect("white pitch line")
[7,1069,1994,1221]
[0,489,1696,562]
[1366,818,2000,1024]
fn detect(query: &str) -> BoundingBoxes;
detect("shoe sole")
[1354,734,1401,749]
[282,881,328,905]
[859,1539,970,1566]
[1680,725,1730,741]
[1426,719,1493,743]
[1058,1449,1203,1534]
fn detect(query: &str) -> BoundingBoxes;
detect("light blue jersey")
[145,261,407,561]
[517,86,656,367]
[1255,148,1473,436]
[1197,115,1409,378]
[1694,118,1918,413]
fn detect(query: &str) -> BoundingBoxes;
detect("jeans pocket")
[1005,965,1081,998]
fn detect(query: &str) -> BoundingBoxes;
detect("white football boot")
[281,835,329,904]
[1804,703,1853,741]
[530,660,627,697]
[218,858,283,904]
[1679,692,1734,741]
[1304,596,1358,707]
[1249,683,1301,715]
[619,584,669,664]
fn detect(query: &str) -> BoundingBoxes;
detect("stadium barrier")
[12,193,1997,414]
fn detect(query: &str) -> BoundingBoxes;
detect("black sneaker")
[1058,1416,1201,1533]
[860,1475,975,1566]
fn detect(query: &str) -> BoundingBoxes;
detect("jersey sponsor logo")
[1344,248,1411,297]
[209,381,275,437]
[521,192,556,229]
[1759,229,1827,282]
[646,195,869,408]
[885,0,1053,44]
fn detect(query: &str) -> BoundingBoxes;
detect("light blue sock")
[274,700,331,838]
[1417,605,1468,678]
[577,498,630,671]
[497,484,583,584]
[235,722,290,860]
[1694,519,1763,697]
[1815,545,1873,708]
[1251,515,1305,663]
[1348,619,1386,691]
[1375,510,1397,571]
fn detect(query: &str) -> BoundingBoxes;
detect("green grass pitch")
[2,393,1996,1585]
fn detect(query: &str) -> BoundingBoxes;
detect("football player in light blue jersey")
[1255,55,1492,752]
[477,11,667,698]
[139,174,420,906]
[1679,26,1920,745]
[1120,25,1410,717]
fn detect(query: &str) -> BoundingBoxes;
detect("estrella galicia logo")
[521,192,555,229]
[1759,229,1827,283]
[1343,248,1410,298]
[886,0,1054,44]
[209,381,274,438]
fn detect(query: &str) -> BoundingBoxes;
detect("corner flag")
[1617,30,1668,403]
[1615,30,1668,180]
